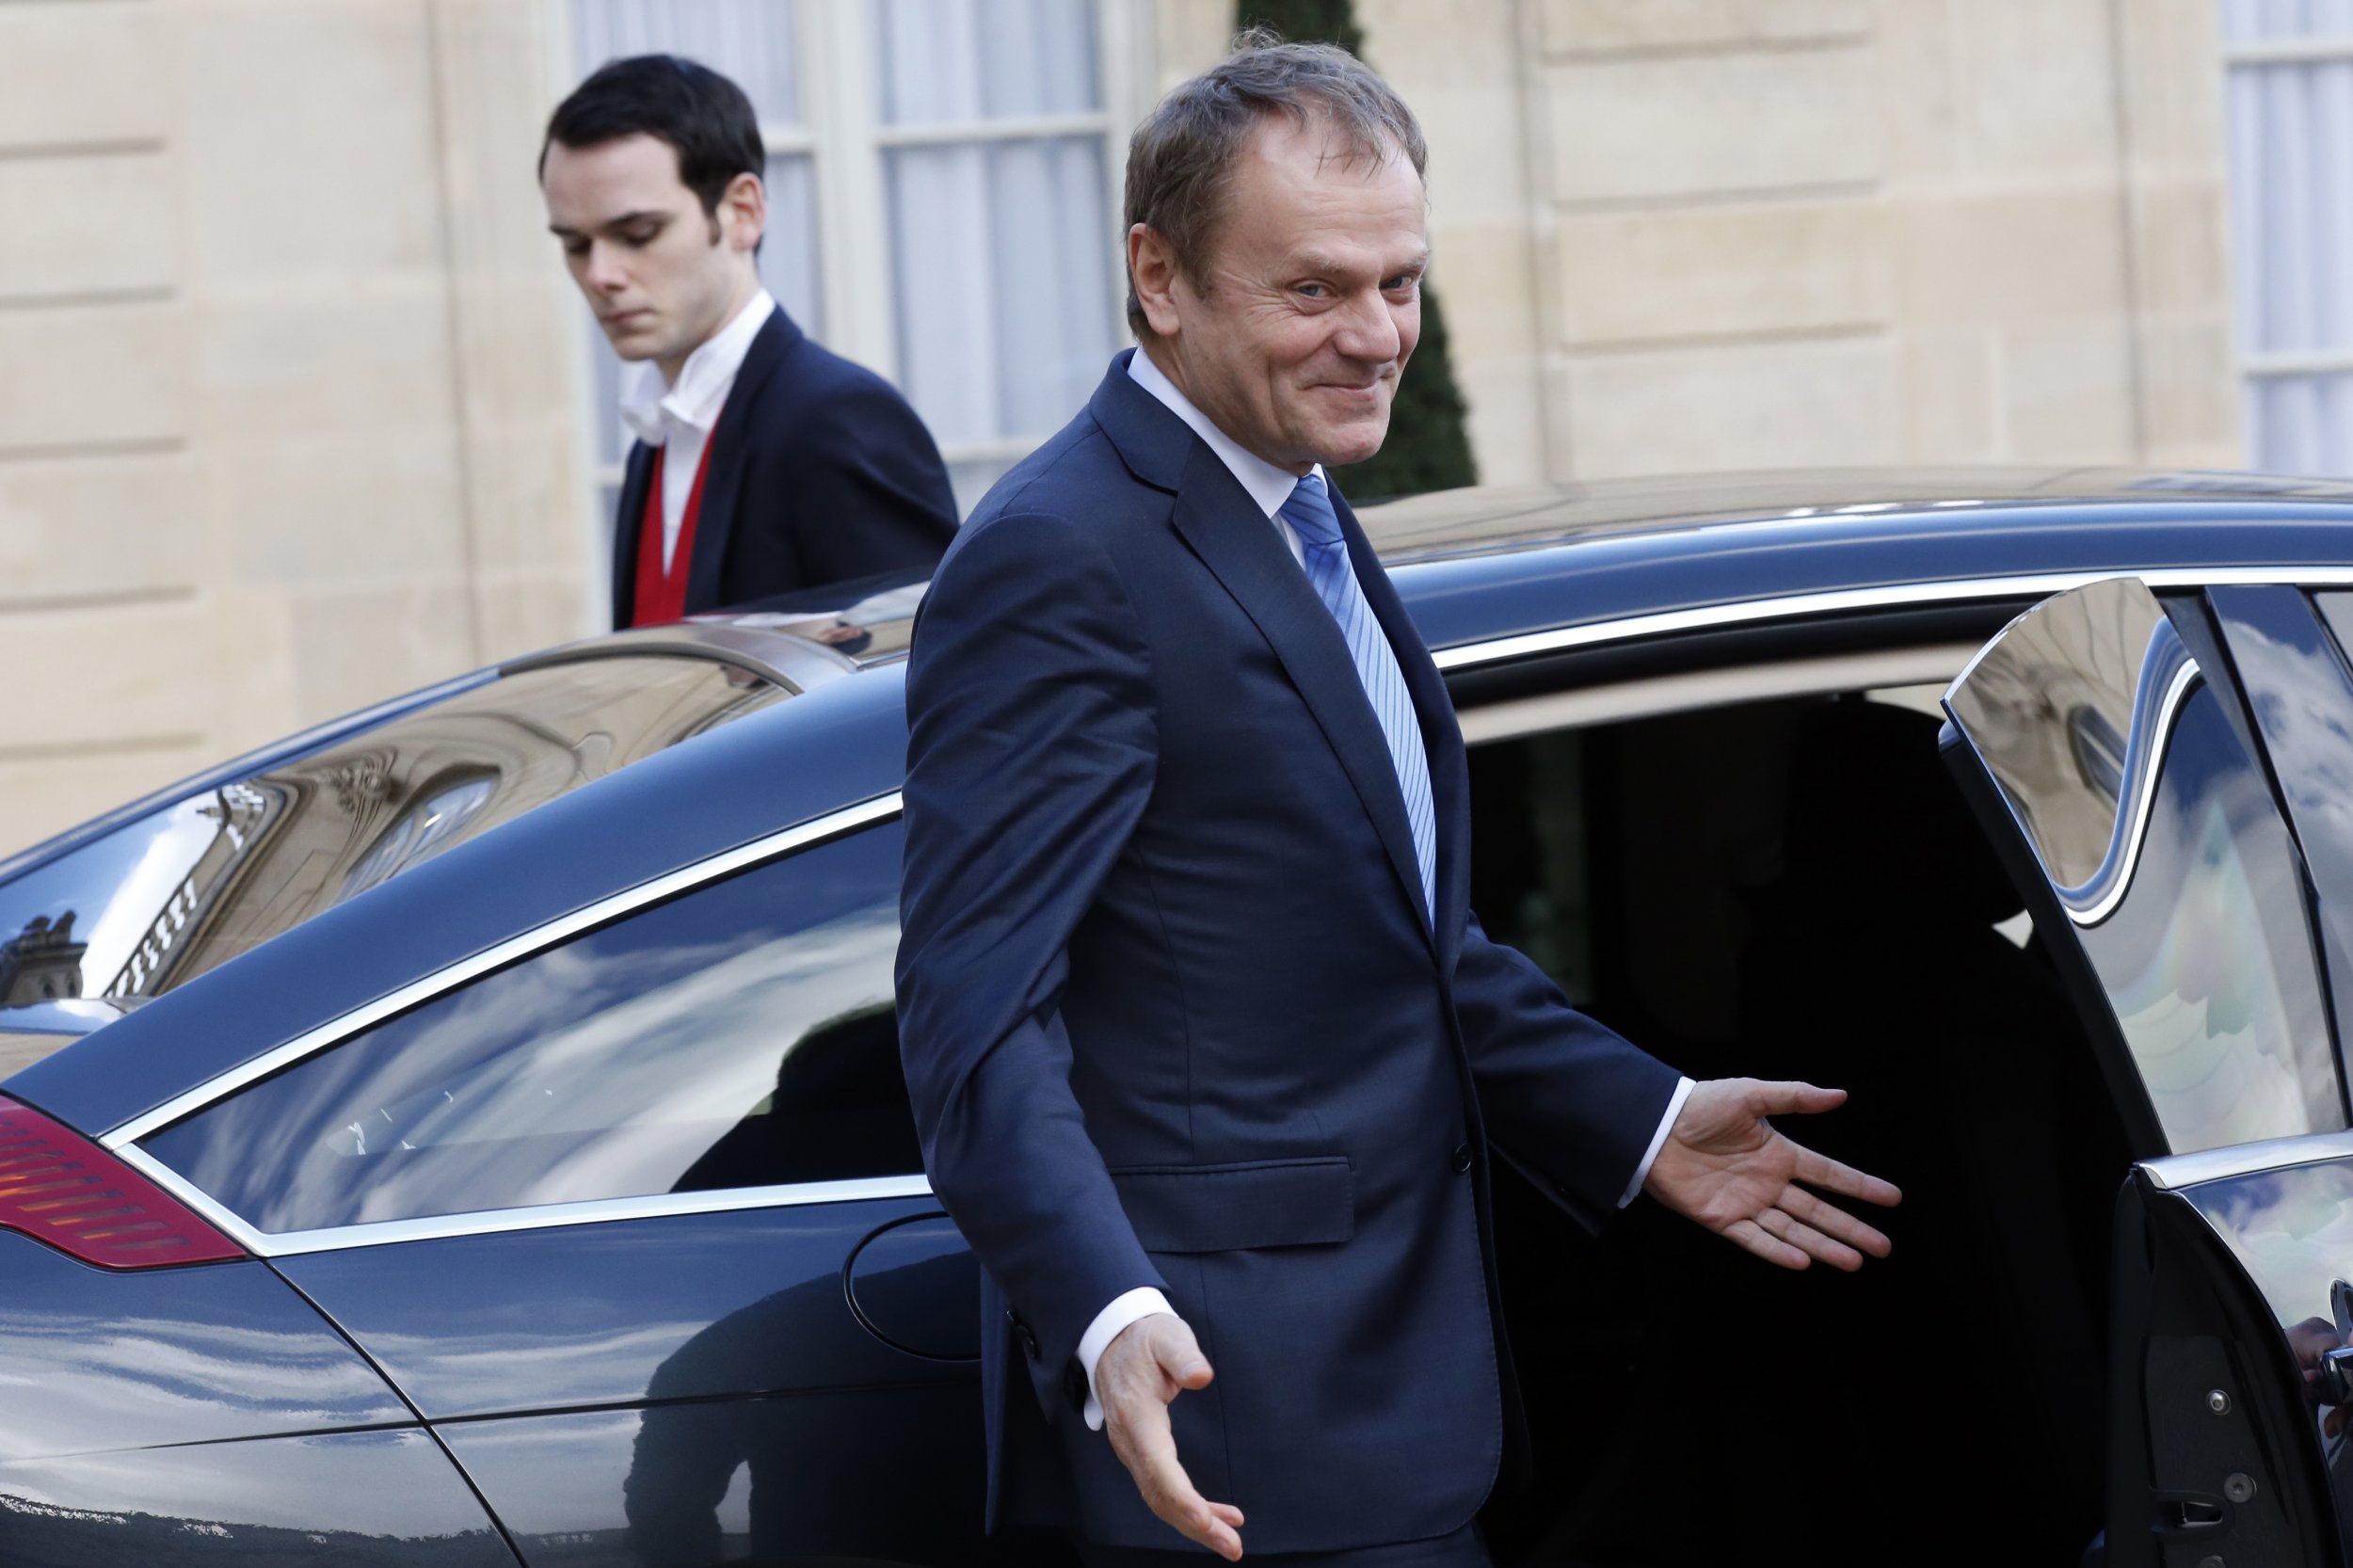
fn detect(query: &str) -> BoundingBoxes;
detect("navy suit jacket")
[611,306,958,628]
[894,354,1682,1555]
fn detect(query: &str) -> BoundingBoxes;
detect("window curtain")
[2223,0,2353,474]
[872,0,1118,507]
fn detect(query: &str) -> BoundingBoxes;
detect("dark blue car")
[10,469,2353,1567]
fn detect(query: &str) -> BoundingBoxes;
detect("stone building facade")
[0,0,2244,853]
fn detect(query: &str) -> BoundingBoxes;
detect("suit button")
[1450,1143,1473,1174]
[1007,1309,1040,1360]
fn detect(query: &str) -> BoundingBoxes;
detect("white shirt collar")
[1125,347,1322,518]
[619,288,776,447]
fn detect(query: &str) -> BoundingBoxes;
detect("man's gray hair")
[1123,27,1426,339]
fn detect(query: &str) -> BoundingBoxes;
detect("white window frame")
[565,0,1152,507]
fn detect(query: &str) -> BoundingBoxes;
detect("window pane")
[141,824,913,1233]
[872,0,1098,125]
[572,0,803,125]
[885,136,1114,451]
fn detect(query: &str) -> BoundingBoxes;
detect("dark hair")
[540,54,764,217]
[1124,27,1426,339]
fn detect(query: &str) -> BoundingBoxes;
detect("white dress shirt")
[1072,349,1696,1431]
[618,288,776,573]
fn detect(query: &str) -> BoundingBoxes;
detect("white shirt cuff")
[1622,1076,1696,1207]
[1077,1286,1176,1432]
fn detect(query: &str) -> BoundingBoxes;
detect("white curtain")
[872,0,1116,507]
[2223,0,2353,472]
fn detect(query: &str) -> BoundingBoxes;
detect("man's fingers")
[1150,1319,1217,1392]
[1780,1185,1893,1258]
[1755,1206,1863,1271]
[1790,1142,1902,1208]
[1723,1216,1810,1271]
[1745,1078,1847,1117]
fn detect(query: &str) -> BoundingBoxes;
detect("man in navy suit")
[540,56,958,630]
[896,36,1900,1567]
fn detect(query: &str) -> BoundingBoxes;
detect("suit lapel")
[611,442,656,630]
[683,307,801,614]
[1335,488,1471,974]
[1165,444,1434,950]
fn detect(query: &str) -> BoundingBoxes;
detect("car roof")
[22,464,2353,1134]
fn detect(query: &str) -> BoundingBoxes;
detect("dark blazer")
[611,306,958,628]
[895,353,1682,1556]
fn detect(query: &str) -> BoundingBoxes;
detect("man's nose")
[582,241,628,293]
[1330,291,1401,364]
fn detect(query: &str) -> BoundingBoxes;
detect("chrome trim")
[102,792,906,1148]
[501,622,862,696]
[2053,651,2201,927]
[1457,642,1981,744]
[2141,1128,2353,1192]
[1429,567,2353,673]
[111,1137,934,1258]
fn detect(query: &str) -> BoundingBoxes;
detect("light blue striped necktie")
[1280,471,1436,923]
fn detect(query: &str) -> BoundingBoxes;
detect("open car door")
[1943,575,2353,1567]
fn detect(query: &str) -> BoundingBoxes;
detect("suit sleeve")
[895,510,1168,1418]
[1451,911,1685,1233]
[787,374,960,580]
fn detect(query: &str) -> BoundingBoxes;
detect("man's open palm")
[1644,1078,1901,1271]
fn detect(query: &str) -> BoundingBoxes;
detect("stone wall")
[0,0,590,854]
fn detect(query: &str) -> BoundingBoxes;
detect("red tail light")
[0,1095,244,1269]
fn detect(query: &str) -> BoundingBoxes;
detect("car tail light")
[0,1095,244,1269]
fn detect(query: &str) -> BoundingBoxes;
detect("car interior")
[1463,663,2132,1568]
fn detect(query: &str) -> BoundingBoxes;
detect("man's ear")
[1127,223,1185,339]
[719,170,767,253]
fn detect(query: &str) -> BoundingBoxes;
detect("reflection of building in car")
[0,913,84,1004]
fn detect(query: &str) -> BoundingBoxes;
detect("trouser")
[1075,1521,1492,1568]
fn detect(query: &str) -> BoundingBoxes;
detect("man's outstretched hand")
[1098,1313,1245,1560]
[1644,1078,1901,1270]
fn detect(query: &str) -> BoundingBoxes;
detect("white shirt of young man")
[1069,349,1698,1430]
[617,288,776,573]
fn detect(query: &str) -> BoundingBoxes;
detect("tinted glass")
[142,824,912,1234]
[0,658,783,1010]
[1949,579,2342,1152]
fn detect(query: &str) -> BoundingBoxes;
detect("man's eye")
[563,241,589,258]
[1297,282,1331,299]
[620,227,661,248]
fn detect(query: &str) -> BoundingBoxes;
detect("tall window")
[568,0,1133,521]
[2220,3,2353,474]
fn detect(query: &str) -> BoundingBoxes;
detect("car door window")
[138,823,913,1235]
[1945,577,2343,1153]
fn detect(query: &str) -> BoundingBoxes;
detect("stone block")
[190,285,457,440]
[1155,0,1231,92]
[208,431,467,587]
[1897,328,2000,461]
[1998,320,2137,462]
[1894,190,2129,329]
[0,1,169,152]
[286,578,482,726]
[0,152,174,302]
[1546,43,1878,203]
[2127,180,2234,316]
[1562,332,1899,478]
[1557,199,1889,346]
[2132,319,2246,469]
[1542,0,1866,57]
[0,595,220,750]
[0,450,204,603]
[177,0,442,282]
[0,301,188,453]
[1947,0,2117,175]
